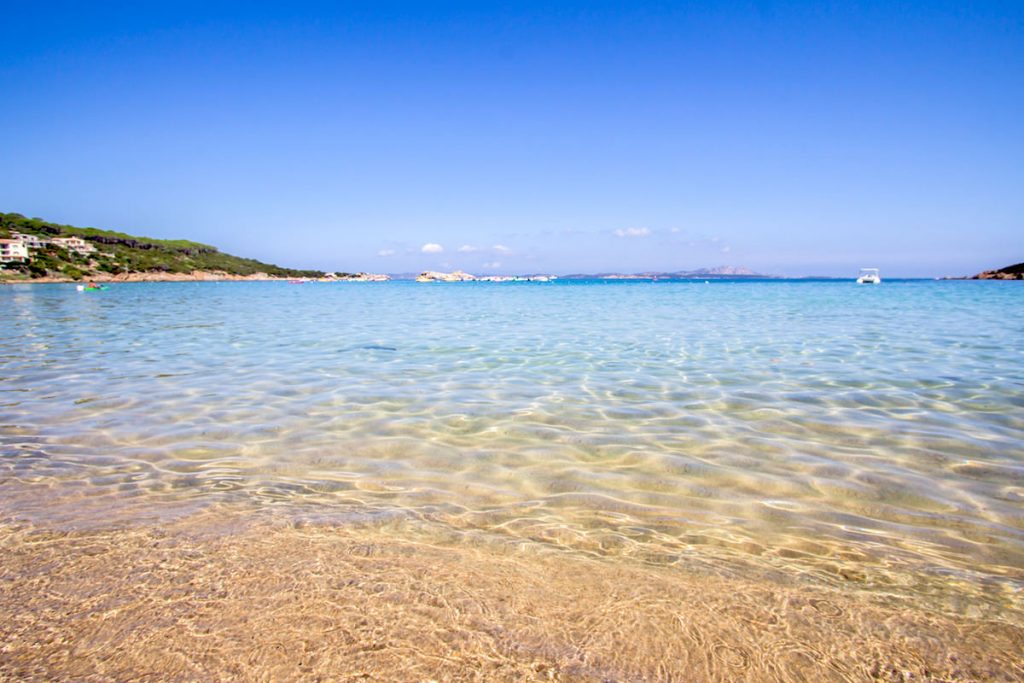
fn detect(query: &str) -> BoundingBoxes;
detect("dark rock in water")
[971,262,1024,280]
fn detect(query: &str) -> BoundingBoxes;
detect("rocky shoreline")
[970,263,1024,280]
[1,270,282,284]
[0,270,390,284]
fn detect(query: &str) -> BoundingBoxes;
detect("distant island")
[0,212,391,283]
[412,266,769,282]
[561,266,768,280]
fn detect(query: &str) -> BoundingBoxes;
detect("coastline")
[0,270,393,284]
[0,270,286,284]
[5,272,1021,285]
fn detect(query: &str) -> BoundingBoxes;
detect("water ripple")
[1,279,1022,618]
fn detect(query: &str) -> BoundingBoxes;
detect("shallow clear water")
[2,280,1022,615]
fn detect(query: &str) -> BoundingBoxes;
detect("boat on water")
[856,268,881,285]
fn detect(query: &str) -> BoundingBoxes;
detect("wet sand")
[1,510,1021,682]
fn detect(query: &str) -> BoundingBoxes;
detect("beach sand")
[1,508,1021,682]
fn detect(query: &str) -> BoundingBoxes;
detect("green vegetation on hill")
[0,212,324,280]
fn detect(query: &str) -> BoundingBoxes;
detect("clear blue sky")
[1,1,1021,276]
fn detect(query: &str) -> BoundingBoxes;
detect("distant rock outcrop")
[971,262,1024,280]
[696,265,757,276]
[325,272,390,282]
[416,270,477,282]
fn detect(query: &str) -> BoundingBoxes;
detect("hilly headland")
[0,212,328,283]
[970,262,1024,280]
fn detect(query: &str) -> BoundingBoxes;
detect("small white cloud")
[421,243,444,254]
[377,249,395,257]
[721,245,732,253]
[614,227,651,238]
[483,261,502,269]
[711,236,721,243]
[670,227,681,234]
[492,244,512,254]
[457,244,479,253]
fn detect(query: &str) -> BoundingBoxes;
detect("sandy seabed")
[0,509,1021,683]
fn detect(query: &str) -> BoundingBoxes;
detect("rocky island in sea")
[415,270,555,282]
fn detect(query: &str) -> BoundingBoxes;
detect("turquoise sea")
[1,279,1022,618]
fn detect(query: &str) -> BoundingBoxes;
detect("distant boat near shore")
[856,268,881,284]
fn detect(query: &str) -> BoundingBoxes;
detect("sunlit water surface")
[2,280,1022,619]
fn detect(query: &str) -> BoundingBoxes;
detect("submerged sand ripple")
[1,512,1021,682]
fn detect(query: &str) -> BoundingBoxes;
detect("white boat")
[856,268,881,285]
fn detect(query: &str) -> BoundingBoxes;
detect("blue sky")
[1,1,1021,276]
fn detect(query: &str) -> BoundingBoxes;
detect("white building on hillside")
[51,236,96,255]
[10,231,51,249]
[0,239,30,264]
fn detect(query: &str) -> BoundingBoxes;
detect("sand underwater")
[1,498,1021,682]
